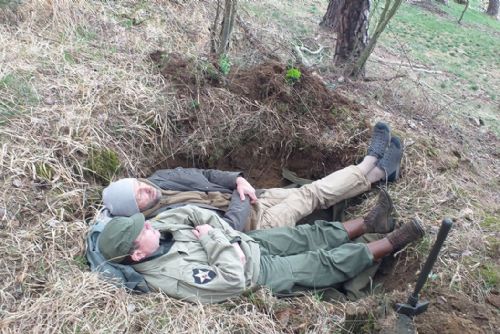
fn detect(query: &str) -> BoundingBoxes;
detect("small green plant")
[190,99,200,110]
[73,255,89,270]
[414,235,432,255]
[63,51,76,64]
[285,67,301,84]
[218,55,231,76]
[35,162,54,181]
[480,264,499,289]
[312,291,324,302]
[85,146,121,183]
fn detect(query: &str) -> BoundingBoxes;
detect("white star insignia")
[194,269,211,283]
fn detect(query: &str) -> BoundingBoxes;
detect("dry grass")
[1,0,499,333]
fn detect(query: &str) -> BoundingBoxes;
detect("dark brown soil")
[150,52,370,183]
[414,288,499,333]
[228,62,362,127]
[375,253,423,293]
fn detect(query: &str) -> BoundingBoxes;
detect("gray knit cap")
[102,178,140,216]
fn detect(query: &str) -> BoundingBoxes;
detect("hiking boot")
[387,218,425,250]
[364,188,395,233]
[367,122,391,159]
[377,136,403,182]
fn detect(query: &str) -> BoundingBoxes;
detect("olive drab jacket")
[132,205,261,303]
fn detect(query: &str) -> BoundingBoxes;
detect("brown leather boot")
[387,218,425,250]
[364,188,394,233]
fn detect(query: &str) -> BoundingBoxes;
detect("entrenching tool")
[393,218,453,333]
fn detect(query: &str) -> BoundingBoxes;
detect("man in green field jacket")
[101,122,404,232]
[98,198,424,304]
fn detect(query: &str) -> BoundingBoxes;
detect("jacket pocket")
[172,242,190,256]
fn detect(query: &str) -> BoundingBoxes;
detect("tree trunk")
[334,0,370,76]
[486,0,499,16]
[320,0,345,30]
[211,0,237,56]
[354,0,403,77]
[435,0,449,5]
[218,0,237,55]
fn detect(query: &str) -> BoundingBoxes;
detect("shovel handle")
[408,218,453,306]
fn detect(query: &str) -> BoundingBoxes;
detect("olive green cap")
[98,213,145,263]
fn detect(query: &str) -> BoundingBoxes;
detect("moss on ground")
[85,147,121,183]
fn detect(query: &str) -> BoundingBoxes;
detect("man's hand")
[192,224,214,239]
[232,242,246,265]
[236,176,257,204]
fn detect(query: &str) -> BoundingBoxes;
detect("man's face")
[131,221,161,261]
[134,181,161,211]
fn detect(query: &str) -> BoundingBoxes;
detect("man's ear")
[131,250,145,262]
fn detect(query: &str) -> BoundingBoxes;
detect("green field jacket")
[132,206,261,303]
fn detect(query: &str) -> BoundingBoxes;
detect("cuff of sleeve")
[229,236,242,244]
[233,172,244,187]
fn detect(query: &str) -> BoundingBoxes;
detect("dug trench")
[147,53,440,324]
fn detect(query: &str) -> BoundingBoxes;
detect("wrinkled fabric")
[247,165,370,230]
[250,221,374,293]
[132,206,261,304]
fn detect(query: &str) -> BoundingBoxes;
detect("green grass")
[0,73,39,125]
[0,0,20,7]
[243,0,323,37]
[382,1,499,94]
[481,215,500,231]
[480,264,500,290]
[377,0,500,134]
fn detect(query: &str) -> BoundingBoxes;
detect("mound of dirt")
[150,52,370,182]
[228,62,362,126]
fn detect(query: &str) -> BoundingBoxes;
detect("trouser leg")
[249,165,371,230]
[342,233,384,300]
[247,220,349,256]
[257,243,374,293]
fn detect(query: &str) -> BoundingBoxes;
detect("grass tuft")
[85,147,121,184]
[0,73,39,125]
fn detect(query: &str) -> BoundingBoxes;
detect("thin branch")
[458,0,469,25]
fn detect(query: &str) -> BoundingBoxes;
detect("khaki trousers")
[246,165,371,230]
